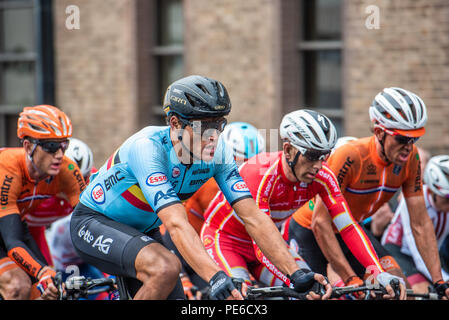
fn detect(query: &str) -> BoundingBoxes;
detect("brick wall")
[344,0,449,155]
[53,0,139,165]
[184,0,282,149]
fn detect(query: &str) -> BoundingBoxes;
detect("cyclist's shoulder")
[0,148,26,176]
[120,126,170,159]
[0,147,25,164]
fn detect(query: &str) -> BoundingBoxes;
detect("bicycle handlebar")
[246,284,443,300]
[53,272,116,300]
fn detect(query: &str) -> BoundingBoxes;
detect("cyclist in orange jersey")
[287,87,449,299]
[162,121,266,299]
[0,105,85,300]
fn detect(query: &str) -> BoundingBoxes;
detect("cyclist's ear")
[282,142,296,161]
[169,115,181,129]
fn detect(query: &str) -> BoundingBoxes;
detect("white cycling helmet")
[424,155,449,198]
[280,109,337,152]
[333,136,357,153]
[65,138,94,179]
[221,122,265,160]
[369,87,427,137]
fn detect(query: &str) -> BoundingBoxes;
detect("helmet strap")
[177,122,200,164]
[26,143,48,181]
[378,132,392,165]
[287,151,301,182]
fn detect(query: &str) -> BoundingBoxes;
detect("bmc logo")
[231,181,249,193]
[146,172,168,186]
[91,184,105,204]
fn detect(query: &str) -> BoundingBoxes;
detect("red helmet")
[17,105,72,140]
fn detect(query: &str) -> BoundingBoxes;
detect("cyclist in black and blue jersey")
[70,75,332,300]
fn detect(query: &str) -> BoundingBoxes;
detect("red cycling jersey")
[203,151,383,284]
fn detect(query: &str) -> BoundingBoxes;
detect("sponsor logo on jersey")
[1,175,13,206]
[73,169,86,191]
[172,166,181,178]
[153,187,177,207]
[231,181,249,192]
[203,235,214,248]
[91,183,106,204]
[337,157,354,186]
[146,172,168,186]
[92,235,113,254]
[367,163,377,175]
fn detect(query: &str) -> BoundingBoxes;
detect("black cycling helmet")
[163,75,232,119]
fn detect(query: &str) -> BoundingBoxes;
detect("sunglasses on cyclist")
[393,135,419,145]
[179,117,228,135]
[298,147,331,162]
[380,126,420,145]
[31,139,70,154]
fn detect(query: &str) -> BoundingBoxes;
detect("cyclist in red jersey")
[0,105,85,300]
[288,87,449,299]
[202,109,399,297]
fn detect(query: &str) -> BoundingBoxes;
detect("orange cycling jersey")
[183,178,219,234]
[292,136,423,230]
[0,148,85,219]
[0,148,85,278]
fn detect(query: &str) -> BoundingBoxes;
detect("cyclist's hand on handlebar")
[289,269,332,300]
[376,272,406,300]
[433,280,449,300]
[307,273,332,300]
[37,267,59,300]
[344,276,366,299]
[209,271,246,300]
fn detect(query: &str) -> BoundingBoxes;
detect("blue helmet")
[221,122,265,160]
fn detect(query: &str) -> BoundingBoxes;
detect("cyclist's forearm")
[168,221,221,282]
[407,196,444,282]
[233,198,299,276]
[0,214,47,278]
[312,218,357,282]
[411,215,443,282]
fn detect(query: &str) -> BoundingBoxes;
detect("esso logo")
[91,184,105,204]
[231,181,249,192]
[146,172,168,186]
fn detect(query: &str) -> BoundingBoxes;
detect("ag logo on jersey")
[146,172,168,186]
[91,183,106,204]
[231,181,249,192]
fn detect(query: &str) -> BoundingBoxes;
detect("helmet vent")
[195,83,211,96]
[185,92,200,108]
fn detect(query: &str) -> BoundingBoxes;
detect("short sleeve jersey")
[79,126,252,233]
[0,148,86,219]
[293,136,423,228]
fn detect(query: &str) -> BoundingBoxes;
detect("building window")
[299,0,343,135]
[0,0,54,147]
[152,0,184,125]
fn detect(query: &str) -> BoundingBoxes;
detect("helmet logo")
[171,96,187,105]
[214,105,226,110]
[317,115,328,129]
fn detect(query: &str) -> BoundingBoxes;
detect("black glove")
[209,271,237,300]
[288,269,316,293]
[433,280,449,298]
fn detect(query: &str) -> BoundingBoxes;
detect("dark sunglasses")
[300,148,331,162]
[32,139,70,154]
[394,135,419,145]
[179,117,228,135]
